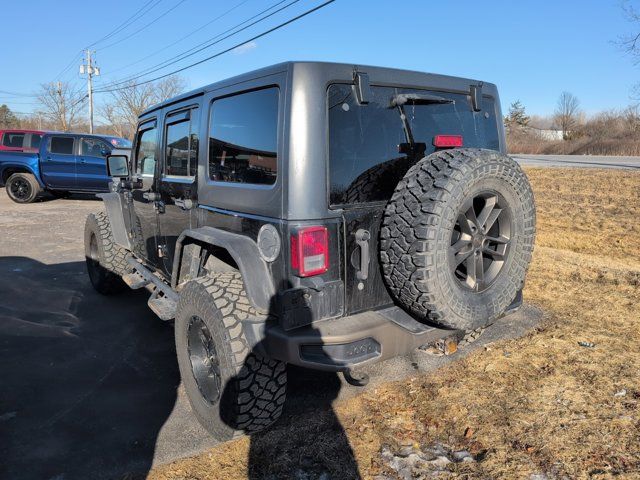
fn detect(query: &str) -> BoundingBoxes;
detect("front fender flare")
[173,227,275,313]
[97,192,133,250]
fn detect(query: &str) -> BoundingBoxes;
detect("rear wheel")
[84,212,130,295]
[380,148,536,330]
[6,172,41,203]
[175,273,287,440]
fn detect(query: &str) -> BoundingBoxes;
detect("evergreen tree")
[505,100,530,131]
[0,104,19,129]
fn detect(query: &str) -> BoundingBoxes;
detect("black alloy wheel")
[9,176,32,201]
[187,315,222,404]
[450,191,512,292]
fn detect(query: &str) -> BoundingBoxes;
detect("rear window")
[50,136,75,155]
[2,133,25,148]
[30,134,42,149]
[328,84,500,206]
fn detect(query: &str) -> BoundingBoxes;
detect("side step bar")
[126,258,178,321]
[121,271,149,289]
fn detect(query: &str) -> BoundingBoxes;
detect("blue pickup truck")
[0,132,131,203]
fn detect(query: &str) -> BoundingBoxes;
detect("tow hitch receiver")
[420,331,465,356]
[436,336,459,355]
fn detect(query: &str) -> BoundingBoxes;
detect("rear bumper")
[258,291,523,372]
[261,306,460,372]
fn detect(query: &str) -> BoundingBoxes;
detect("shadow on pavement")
[0,256,179,480]
[246,365,361,480]
[0,254,543,480]
[220,309,361,479]
[0,257,362,479]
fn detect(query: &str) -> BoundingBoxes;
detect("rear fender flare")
[173,227,275,314]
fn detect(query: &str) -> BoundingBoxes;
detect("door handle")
[142,191,158,201]
[355,229,370,280]
[80,158,87,164]
[173,198,194,210]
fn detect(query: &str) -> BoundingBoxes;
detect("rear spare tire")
[380,149,535,330]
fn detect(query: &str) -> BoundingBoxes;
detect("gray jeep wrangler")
[84,62,535,440]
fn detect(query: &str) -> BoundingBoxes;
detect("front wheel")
[6,172,41,203]
[84,212,130,295]
[175,273,287,440]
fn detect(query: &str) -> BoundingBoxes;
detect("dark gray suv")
[84,62,536,439]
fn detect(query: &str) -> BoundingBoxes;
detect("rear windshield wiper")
[389,93,454,108]
[389,93,454,150]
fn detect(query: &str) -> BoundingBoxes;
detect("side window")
[81,138,111,157]
[208,87,278,185]
[50,136,75,155]
[164,108,199,177]
[135,125,158,177]
[3,133,25,148]
[30,134,42,149]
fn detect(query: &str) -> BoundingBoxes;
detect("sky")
[1,0,638,120]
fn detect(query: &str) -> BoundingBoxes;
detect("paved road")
[0,190,542,480]
[514,153,640,169]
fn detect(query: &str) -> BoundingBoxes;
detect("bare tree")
[623,104,640,133]
[619,1,640,101]
[37,82,86,131]
[621,1,640,62]
[155,75,187,104]
[554,91,581,139]
[99,75,187,138]
[97,103,126,138]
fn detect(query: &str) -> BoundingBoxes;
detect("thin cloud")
[233,41,257,55]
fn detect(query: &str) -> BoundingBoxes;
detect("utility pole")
[57,81,67,131]
[80,49,99,134]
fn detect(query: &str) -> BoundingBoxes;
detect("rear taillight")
[433,134,463,148]
[291,226,329,277]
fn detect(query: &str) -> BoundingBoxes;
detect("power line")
[0,0,163,109]
[87,0,162,48]
[98,0,300,91]
[95,0,336,93]
[0,89,38,98]
[98,0,188,51]
[100,0,294,88]
[53,51,84,82]
[0,100,40,105]
[105,0,251,77]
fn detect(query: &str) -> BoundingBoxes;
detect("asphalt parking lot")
[0,190,542,480]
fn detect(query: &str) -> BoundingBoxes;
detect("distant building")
[505,124,565,141]
[532,128,564,141]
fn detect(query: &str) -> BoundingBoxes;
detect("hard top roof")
[140,61,495,117]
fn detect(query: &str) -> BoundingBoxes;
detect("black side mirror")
[106,154,129,178]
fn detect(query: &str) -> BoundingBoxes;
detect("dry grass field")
[148,168,640,480]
